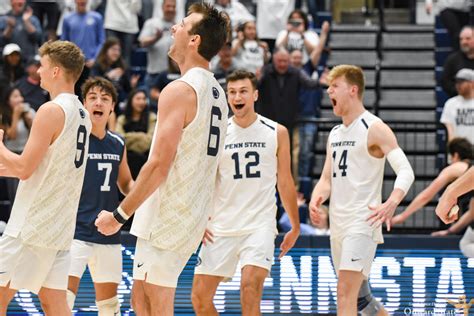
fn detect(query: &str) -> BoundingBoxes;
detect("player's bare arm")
[309,140,332,225]
[0,102,64,179]
[117,147,134,195]
[436,166,474,224]
[276,124,300,259]
[366,121,414,231]
[392,162,467,225]
[95,81,197,235]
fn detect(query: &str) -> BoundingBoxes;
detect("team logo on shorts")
[212,87,219,99]
[79,108,86,118]
[196,256,202,267]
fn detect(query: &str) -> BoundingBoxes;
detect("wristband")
[113,206,130,224]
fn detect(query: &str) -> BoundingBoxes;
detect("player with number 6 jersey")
[0,41,91,315]
[94,3,230,315]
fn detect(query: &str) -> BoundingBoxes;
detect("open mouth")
[93,110,104,118]
[234,103,244,110]
[331,98,337,107]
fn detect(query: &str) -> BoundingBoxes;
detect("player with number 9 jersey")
[0,41,91,305]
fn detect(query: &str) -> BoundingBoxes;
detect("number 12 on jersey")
[332,149,348,177]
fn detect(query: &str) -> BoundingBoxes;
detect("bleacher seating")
[305,20,450,233]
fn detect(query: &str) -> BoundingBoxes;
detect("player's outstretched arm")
[366,121,414,231]
[0,102,64,179]
[309,139,332,226]
[436,166,474,224]
[392,162,466,225]
[95,81,196,235]
[276,124,300,259]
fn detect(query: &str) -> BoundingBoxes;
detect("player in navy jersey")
[66,77,134,315]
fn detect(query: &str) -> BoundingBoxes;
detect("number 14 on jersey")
[332,149,348,177]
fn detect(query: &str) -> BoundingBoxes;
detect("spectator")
[257,47,322,139]
[0,0,42,60]
[1,43,24,84]
[289,21,329,178]
[0,86,34,213]
[104,0,142,64]
[61,0,106,99]
[61,0,105,69]
[30,0,61,41]
[14,54,49,111]
[441,26,474,97]
[91,37,139,105]
[138,0,176,92]
[276,9,320,64]
[116,89,156,178]
[256,0,295,52]
[214,0,254,33]
[56,0,102,36]
[211,41,237,90]
[425,0,473,50]
[391,138,472,226]
[231,20,270,73]
[152,0,186,23]
[440,68,474,144]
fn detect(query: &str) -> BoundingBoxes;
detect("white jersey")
[5,93,91,250]
[328,111,384,243]
[209,115,278,236]
[131,67,228,255]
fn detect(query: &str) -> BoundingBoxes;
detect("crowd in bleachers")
[0,0,472,235]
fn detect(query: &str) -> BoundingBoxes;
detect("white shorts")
[68,239,122,284]
[460,226,474,258]
[331,234,377,278]
[195,229,276,281]
[133,238,190,288]
[0,235,70,294]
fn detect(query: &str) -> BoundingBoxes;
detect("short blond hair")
[39,40,85,83]
[328,64,365,100]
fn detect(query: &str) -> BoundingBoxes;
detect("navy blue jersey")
[74,131,124,244]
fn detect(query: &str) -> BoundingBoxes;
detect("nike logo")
[0,272,6,274]
[351,258,361,262]
[265,258,271,262]
[137,262,144,268]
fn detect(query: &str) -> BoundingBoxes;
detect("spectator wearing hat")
[1,43,25,84]
[441,26,474,97]
[0,0,42,60]
[441,68,474,144]
[15,54,49,111]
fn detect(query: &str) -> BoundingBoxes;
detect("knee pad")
[97,296,121,316]
[358,296,383,316]
[66,290,76,310]
[357,281,383,316]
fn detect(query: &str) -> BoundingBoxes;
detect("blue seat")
[435,47,452,67]
[435,29,452,49]
[314,11,332,29]
[299,177,313,201]
[130,48,148,68]
[436,86,449,109]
